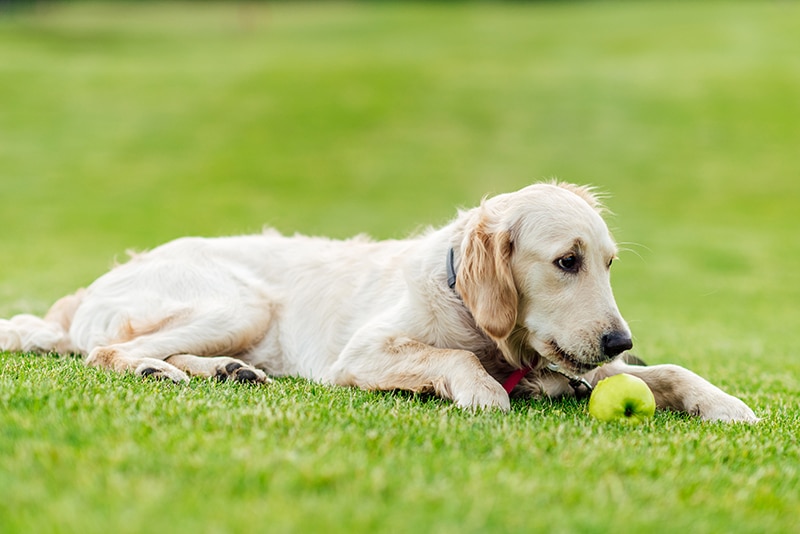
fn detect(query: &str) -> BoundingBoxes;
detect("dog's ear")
[456,218,518,341]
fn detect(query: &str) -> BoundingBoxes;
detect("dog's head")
[456,182,632,373]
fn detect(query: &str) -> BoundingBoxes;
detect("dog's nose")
[602,331,633,357]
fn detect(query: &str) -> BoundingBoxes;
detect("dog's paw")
[693,392,759,424]
[135,360,190,384]
[453,377,511,411]
[214,360,271,385]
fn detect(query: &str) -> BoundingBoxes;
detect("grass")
[1,1,799,532]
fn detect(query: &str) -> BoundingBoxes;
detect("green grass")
[1,1,800,532]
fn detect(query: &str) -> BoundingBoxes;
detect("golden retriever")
[0,182,757,422]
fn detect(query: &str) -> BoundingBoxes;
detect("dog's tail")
[0,289,85,354]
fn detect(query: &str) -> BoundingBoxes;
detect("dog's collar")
[502,367,531,394]
[446,247,458,290]
[503,363,593,396]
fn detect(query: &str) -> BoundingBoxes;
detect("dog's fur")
[0,183,757,422]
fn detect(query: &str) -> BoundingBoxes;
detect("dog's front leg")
[328,335,510,411]
[589,359,758,423]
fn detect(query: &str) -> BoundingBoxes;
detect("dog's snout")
[602,331,633,358]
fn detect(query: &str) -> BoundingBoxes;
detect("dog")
[0,182,757,422]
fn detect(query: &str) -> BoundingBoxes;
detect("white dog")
[0,182,757,422]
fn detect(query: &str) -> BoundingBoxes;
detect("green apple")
[588,373,656,425]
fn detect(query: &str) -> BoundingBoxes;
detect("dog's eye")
[607,258,613,269]
[556,254,579,273]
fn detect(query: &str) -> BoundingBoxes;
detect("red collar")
[503,364,594,396]
[502,367,532,394]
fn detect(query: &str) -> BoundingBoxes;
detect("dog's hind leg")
[82,310,271,384]
[85,345,190,383]
[85,347,270,384]
[165,354,269,384]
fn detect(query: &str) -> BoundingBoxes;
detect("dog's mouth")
[543,341,601,375]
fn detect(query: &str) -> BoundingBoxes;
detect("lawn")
[1,1,799,532]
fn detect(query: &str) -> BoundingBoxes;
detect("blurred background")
[1,1,798,389]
